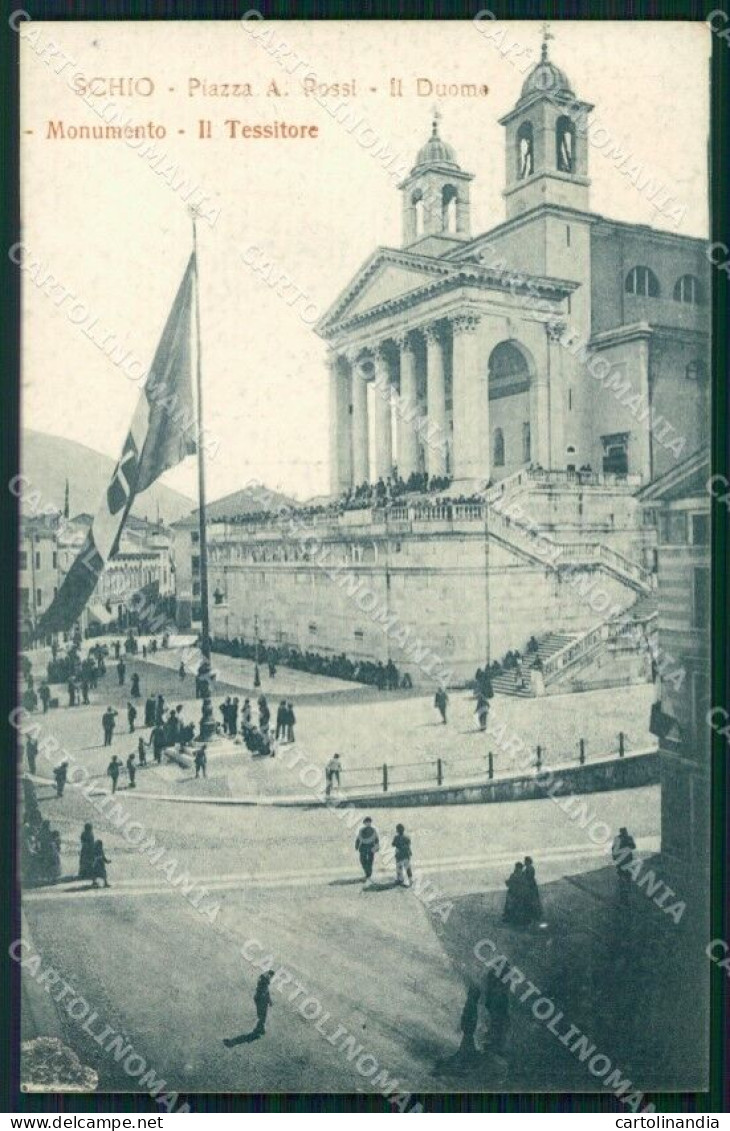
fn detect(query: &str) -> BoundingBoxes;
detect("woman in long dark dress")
[502,862,529,926]
[91,840,111,888]
[523,856,544,924]
[79,823,95,880]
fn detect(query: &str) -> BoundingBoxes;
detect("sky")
[20,19,710,503]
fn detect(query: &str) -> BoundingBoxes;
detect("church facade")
[179,42,709,688]
[320,42,709,495]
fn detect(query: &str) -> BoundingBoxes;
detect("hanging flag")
[38,254,197,635]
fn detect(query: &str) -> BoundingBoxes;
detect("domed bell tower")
[399,109,475,248]
[499,30,593,219]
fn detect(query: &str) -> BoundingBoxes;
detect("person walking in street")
[285,701,296,744]
[502,861,529,926]
[325,754,342,797]
[107,755,121,793]
[612,826,637,906]
[275,700,287,741]
[91,839,111,888]
[457,986,480,1062]
[130,672,141,699]
[53,760,68,798]
[230,697,239,735]
[67,678,76,708]
[102,706,118,746]
[137,735,148,768]
[253,970,274,1037]
[25,735,38,776]
[127,701,137,733]
[355,817,380,887]
[258,696,270,735]
[194,745,207,780]
[144,696,155,727]
[81,677,90,706]
[126,752,137,789]
[155,694,165,727]
[78,823,95,880]
[392,823,414,887]
[523,856,544,925]
[117,658,126,686]
[484,970,509,1056]
[151,725,165,765]
[39,681,50,714]
[434,686,449,725]
[220,697,232,735]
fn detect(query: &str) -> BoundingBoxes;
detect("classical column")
[451,314,487,482]
[350,355,370,485]
[328,353,352,495]
[396,334,419,480]
[424,324,448,479]
[372,347,393,482]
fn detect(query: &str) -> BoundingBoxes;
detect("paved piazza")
[21,652,661,1095]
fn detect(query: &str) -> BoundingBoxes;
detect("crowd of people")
[210,637,412,690]
[208,468,494,529]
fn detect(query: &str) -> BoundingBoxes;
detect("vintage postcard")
[13,14,718,1112]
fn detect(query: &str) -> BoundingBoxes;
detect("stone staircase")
[490,631,580,697]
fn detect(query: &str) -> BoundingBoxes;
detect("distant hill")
[201,485,298,521]
[21,429,195,524]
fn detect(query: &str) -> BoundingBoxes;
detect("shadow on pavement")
[223,1029,262,1047]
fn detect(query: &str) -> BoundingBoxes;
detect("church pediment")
[316,248,455,337]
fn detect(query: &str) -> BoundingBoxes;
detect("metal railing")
[329,732,651,794]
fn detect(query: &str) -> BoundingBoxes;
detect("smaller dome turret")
[413,108,460,171]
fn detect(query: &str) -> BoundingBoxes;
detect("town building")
[20,510,175,645]
[640,447,711,884]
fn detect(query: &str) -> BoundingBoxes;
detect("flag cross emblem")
[107,434,140,515]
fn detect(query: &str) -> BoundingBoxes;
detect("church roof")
[519,38,574,104]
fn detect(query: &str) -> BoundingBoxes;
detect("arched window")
[517,121,534,180]
[556,116,575,173]
[673,274,703,304]
[412,190,425,237]
[493,428,505,467]
[625,266,660,298]
[442,184,458,233]
[686,359,708,382]
[522,421,531,463]
[488,340,531,398]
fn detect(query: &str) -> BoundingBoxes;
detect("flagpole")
[191,210,211,664]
